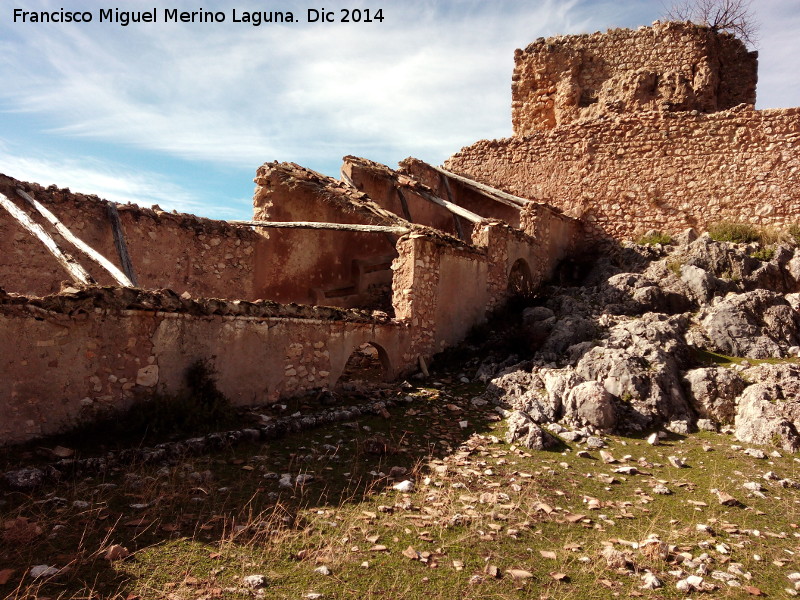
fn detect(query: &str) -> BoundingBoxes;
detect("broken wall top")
[253,161,409,227]
[512,20,758,135]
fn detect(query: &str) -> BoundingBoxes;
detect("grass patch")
[789,224,800,245]
[707,221,761,244]
[4,367,800,599]
[637,231,673,246]
[691,346,800,368]
[666,259,683,276]
[4,386,800,599]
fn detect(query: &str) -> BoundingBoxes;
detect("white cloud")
[0,147,220,216]
[0,0,589,168]
[1,0,797,218]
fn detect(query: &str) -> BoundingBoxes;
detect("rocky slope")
[480,230,800,451]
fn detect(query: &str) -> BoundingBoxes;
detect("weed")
[707,221,760,244]
[666,259,683,276]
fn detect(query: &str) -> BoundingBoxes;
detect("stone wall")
[0,156,584,445]
[0,175,260,300]
[447,106,800,240]
[0,287,411,445]
[512,21,757,134]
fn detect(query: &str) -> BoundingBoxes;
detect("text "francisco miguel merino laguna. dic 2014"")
[11,7,386,26]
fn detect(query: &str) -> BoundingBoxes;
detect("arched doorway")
[336,342,392,392]
[507,258,534,298]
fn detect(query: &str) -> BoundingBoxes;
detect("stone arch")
[336,341,393,390]
[507,258,534,298]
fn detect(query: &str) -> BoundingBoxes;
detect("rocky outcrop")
[483,234,800,450]
[696,290,800,359]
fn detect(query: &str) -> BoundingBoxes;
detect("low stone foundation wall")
[0,287,411,445]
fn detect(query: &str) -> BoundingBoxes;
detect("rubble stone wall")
[0,289,411,445]
[512,22,757,134]
[447,106,800,240]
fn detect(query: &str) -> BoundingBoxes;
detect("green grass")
[3,378,800,599]
[691,346,800,367]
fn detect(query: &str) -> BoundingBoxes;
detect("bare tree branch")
[663,0,758,47]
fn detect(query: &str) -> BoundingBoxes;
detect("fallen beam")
[230,220,411,235]
[413,187,483,224]
[428,163,532,208]
[0,192,93,285]
[16,189,134,287]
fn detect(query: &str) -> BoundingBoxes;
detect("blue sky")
[1,0,798,220]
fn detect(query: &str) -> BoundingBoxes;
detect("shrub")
[749,247,775,262]
[64,360,238,449]
[707,221,760,244]
[789,224,800,245]
[637,231,673,246]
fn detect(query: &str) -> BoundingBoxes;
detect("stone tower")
[511,21,758,135]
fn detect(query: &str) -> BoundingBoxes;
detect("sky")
[0,0,798,220]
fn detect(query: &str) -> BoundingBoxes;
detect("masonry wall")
[447,106,800,240]
[0,175,260,299]
[252,163,401,308]
[513,21,758,134]
[342,157,461,237]
[0,288,412,445]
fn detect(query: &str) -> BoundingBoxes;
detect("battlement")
[512,21,757,134]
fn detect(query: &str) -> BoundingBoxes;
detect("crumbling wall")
[342,156,461,237]
[399,158,522,227]
[252,163,402,309]
[513,21,757,134]
[254,161,405,226]
[447,106,800,240]
[0,287,412,445]
[0,175,260,299]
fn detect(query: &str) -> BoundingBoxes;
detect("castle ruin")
[1,21,798,445]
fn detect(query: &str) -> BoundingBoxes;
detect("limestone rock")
[485,368,561,423]
[734,384,800,452]
[683,367,747,425]
[504,411,557,450]
[5,468,45,490]
[698,290,800,359]
[563,381,616,431]
[575,314,692,429]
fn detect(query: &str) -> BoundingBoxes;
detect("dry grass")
[3,379,800,599]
